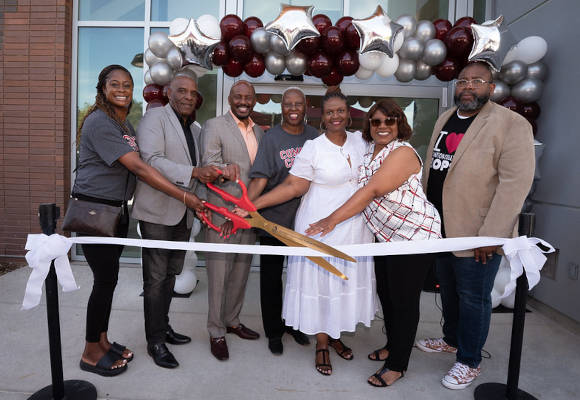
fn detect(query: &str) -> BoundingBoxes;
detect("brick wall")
[0,0,72,257]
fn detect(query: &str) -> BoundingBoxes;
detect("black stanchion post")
[28,204,97,400]
[474,212,538,400]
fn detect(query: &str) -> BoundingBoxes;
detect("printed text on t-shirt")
[280,146,303,168]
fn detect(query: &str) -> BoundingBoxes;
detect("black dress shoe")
[287,328,310,345]
[210,337,229,361]
[226,323,260,340]
[268,337,283,355]
[147,343,179,368]
[166,326,191,345]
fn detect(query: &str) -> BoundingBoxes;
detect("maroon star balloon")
[223,58,244,77]
[313,14,332,34]
[220,14,244,41]
[296,36,320,55]
[228,34,252,64]
[433,19,452,41]
[454,16,477,28]
[321,26,343,55]
[322,67,343,86]
[244,53,266,77]
[308,52,333,78]
[212,41,229,66]
[445,26,474,60]
[434,58,459,81]
[336,50,359,76]
[243,16,263,37]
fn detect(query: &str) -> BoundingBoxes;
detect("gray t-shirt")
[73,109,138,201]
[250,123,319,231]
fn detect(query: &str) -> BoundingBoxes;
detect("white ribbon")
[22,234,554,310]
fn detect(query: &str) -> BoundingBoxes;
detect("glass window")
[473,0,487,23]
[351,0,449,21]
[244,0,343,25]
[151,0,220,21]
[79,0,144,21]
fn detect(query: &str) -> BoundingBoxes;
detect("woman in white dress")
[250,92,376,375]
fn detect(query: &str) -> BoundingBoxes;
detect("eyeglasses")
[370,117,398,127]
[455,78,491,88]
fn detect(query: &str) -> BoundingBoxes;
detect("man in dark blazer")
[416,62,535,389]
[132,70,230,369]
[201,80,264,361]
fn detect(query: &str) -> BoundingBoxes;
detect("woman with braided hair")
[73,65,218,376]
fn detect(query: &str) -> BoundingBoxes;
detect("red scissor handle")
[201,201,251,235]
[206,178,256,212]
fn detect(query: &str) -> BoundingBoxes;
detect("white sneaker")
[415,337,457,353]
[441,362,481,389]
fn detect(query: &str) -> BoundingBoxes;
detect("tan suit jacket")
[422,101,535,257]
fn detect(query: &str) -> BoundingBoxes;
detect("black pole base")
[28,380,97,400]
[474,383,538,400]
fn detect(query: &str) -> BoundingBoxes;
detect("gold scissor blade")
[249,212,356,263]
[272,233,348,280]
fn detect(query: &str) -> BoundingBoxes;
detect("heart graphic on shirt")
[445,132,464,153]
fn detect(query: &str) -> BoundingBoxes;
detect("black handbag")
[62,197,122,237]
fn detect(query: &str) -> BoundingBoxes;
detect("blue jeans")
[435,253,500,368]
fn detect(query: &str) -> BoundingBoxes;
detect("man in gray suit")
[201,80,264,361]
[132,70,237,369]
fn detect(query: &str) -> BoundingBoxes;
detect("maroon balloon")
[143,84,164,103]
[220,14,244,41]
[336,50,359,76]
[146,99,165,110]
[520,102,541,120]
[322,67,343,86]
[223,58,244,77]
[228,34,252,64]
[499,96,523,114]
[335,16,353,32]
[212,41,229,66]
[445,26,474,60]
[296,36,320,55]
[308,52,333,78]
[434,58,459,81]
[433,19,452,41]
[454,16,477,28]
[528,119,538,136]
[313,14,332,34]
[321,26,343,55]
[195,91,203,110]
[244,53,266,78]
[343,23,360,50]
[243,16,263,37]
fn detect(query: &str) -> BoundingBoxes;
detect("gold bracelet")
[183,191,187,204]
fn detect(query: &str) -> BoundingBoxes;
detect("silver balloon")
[149,31,175,58]
[144,70,153,85]
[422,39,446,66]
[144,48,164,67]
[166,47,183,70]
[168,18,220,69]
[270,34,290,56]
[149,62,173,86]
[264,4,319,51]
[414,61,432,80]
[394,59,416,82]
[526,61,549,81]
[352,5,403,58]
[491,69,501,81]
[415,20,435,43]
[265,52,286,75]
[468,16,514,72]
[285,51,307,75]
[500,61,527,85]
[398,37,424,61]
[396,15,417,38]
[511,78,543,103]
[490,80,510,102]
[251,28,271,54]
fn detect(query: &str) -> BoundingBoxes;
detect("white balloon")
[358,51,385,71]
[197,14,221,40]
[174,269,197,294]
[515,36,548,64]
[376,54,399,77]
[355,66,374,80]
[169,18,189,36]
[501,292,516,309]
[491,288,501,308]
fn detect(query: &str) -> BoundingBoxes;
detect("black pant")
[82,210,129,343]
[140,215,191,345]
[259,235,287,339]
[375,253,434,372]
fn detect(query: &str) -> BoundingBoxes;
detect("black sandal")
[367,346,389,361]
[315,348,332,376]
[328,338,353,360]
[79,349,127,377]
[110,342,134,362]
[367,366,404,387]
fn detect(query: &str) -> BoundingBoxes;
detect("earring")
[347,116,353,128]
[319,121,326,131]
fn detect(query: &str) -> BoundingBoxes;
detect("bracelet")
[183,191,187,204]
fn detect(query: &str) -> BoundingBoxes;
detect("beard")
[454,91,489,112]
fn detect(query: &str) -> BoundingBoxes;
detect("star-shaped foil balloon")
[265,4,320,51]
[169,18,220,70]
[468,15,514,72]
[352,5,403,57]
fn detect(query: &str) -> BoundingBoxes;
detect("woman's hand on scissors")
[231,206,249,218]
[219,220,234,239]
[184,192,207,214]
[305,216,337,237]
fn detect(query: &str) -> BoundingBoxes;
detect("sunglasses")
[370,117,398,127]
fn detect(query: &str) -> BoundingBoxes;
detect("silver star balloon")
[468,15,514,72]
[265,4,320,51]
[352,5,403,57]
[168,18,220,70]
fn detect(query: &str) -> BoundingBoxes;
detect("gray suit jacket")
[132,104,201,228]
[201,111,264,226]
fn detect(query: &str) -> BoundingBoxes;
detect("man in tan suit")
[201,81,264,360]
[416,62,535,389]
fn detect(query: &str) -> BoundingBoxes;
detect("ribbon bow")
[22,234,79,310]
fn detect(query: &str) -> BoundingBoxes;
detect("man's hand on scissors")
[219,220,234,239]
[305,216,337,237]
[193,165,223,184]
[195,209,211,226]
[221,163,240,182]
[184,192,207,214]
